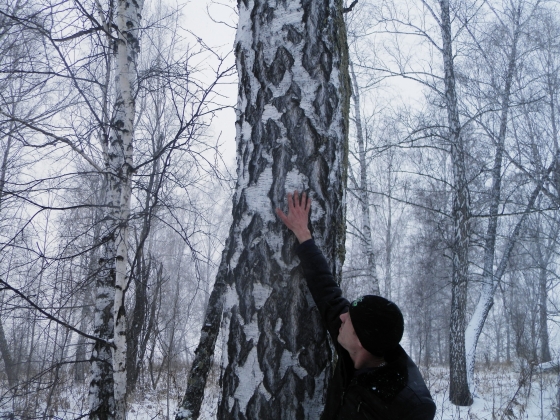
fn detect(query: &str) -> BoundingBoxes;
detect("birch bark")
[438,0,473,406]
[89,0,144,418]
[178,0,350,418]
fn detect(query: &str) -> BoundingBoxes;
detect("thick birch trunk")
[464,16,520,390]
[438,0,472,406]
[89,0,143,418]
[350,62,379,295]
[179,1,350,419]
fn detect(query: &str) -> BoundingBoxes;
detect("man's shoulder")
[357,347,436,419]
[393,350,436,419]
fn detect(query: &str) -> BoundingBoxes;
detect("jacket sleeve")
[296,239,349,342]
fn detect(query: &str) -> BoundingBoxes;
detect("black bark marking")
[238,338,254,366]
[267,46,294,86]
[246,392,274,419]
[313,82,338,127]
[283,24,304,45]
[257,298,285,392]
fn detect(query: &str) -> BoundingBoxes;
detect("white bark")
[210,0,350,418]
[89,0,143,418]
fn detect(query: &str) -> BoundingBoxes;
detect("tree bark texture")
[438,0,473,406]
[179,1,350,419]
[349,61,380,295]
[89,0,144,418]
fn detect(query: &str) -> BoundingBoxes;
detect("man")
[276,191,436,420]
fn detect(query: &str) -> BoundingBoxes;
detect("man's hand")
[276,190,313,244]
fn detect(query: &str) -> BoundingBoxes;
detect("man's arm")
[296,239,349,341]
[276,191,349,341]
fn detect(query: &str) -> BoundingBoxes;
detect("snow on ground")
[123,364,557,419]
[424,364,557,420]
[1,363,555,419]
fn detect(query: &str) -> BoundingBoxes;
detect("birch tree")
[348,61,380,295]
[436,0,473,404]
[178,0,350,418]
[89,0,144,418]
[463,0,529,390]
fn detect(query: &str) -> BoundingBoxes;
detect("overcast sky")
[183,0,238,165]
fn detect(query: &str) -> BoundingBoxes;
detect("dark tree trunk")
[0,316,16,390]
[176,244,229,419]
[438,0,472,406]
[178,0,350,418]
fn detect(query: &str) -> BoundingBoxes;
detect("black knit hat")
[348,295,404,357]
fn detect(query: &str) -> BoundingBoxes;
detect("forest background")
[0,0,559,418]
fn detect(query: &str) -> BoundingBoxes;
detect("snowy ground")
[426,364,557,420]
[1,363,556,419]
[125,364,557,419]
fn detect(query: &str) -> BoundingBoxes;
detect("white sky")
[182,0,238,165]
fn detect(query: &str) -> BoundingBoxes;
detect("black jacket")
[297,239,436,420]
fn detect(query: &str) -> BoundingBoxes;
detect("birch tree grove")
[3,0,560,417]
[178,0,350,418]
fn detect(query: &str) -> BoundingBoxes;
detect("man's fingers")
[305,196,312,212]
[276,208,289,225]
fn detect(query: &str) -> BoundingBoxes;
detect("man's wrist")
[295,230,312,243]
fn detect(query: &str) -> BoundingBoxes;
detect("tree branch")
[0,278,115,348]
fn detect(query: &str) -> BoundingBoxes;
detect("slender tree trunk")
[178,1,350,418]
[0,316,16,390]
[89,0,143,418]
[464,13,521,390]
[350,61,379,294]
[438,0,472,406]
[384,154,394,300]
[176,242,229,419]
[127,147,161,393]
[535,212,558,363]
[557,366,560,420]
[0,125,16,390]
[75,246,97,383]
[537,241,551,363]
